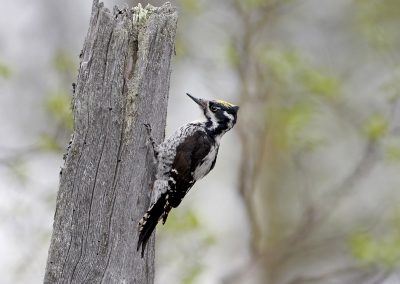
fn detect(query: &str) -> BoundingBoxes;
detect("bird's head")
[186,93,239,134]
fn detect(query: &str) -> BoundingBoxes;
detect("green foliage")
[225,40,240,68]
[44,90,73,131]
[350,231,400,268]
[162,209,201,232]
[384,138,400,162]
[179,0,202,14]
[8,159,28,183]
[362,114,388,141]
[181,265,204,284]
[259,48,341,99]
[386,144,400,162]
[39,50,74,153]
[52,51,77,75]
[244,0,266,9]
[271,103,316,150]
[243,48,338,152]
[175,35,189,58]
[260,49,299,83]
[280,104,314,146]
[381,67,400,102]
[235,0,291,12]
[158,208,215,284]
[301,68,340,99]
[38,134,62,152]
[350,211,400,268]
[355,0,400,50]
[0,60,11,78]
[350,233,377,264]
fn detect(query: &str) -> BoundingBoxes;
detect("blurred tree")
[354,0,400,51]
[221,0,400,283]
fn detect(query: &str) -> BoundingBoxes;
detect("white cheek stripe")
[223,111,234,120]
[223,111,234,129]
[210,114,218,129]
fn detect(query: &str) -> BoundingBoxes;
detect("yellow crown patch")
[216,100,235,108]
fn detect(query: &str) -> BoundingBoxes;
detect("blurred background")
[1,0,400,283]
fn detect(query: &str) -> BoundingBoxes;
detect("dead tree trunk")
[44,1,177,283]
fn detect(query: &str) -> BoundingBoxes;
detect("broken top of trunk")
[44,1,177,283]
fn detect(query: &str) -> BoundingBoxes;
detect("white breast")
[193,145,218,180]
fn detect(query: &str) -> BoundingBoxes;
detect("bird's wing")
[137,131,214,257]
[167,130,214,208]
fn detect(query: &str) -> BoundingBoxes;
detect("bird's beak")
[186,93,207,110]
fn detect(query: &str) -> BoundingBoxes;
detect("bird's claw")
[143,123,158,160]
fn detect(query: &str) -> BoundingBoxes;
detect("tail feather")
[137,194,167,257]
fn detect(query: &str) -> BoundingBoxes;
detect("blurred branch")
[237,117,269,253]
[233,0,291,255]
[291,103,396,255]
[319,140,378,216]
[229,0,400,282]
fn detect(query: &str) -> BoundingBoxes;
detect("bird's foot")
[143,123,158,160]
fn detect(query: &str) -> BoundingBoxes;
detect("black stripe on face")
[214,106,238,126]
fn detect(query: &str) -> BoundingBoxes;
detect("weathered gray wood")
[44,1,177,283]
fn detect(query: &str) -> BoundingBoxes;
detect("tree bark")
[44,1,177,283]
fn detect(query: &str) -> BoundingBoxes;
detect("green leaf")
[52,51,77,75]
[204,234,217,246]
[258,48,341,99]
[381,68,400,101]
[301,68,340,98]
[8,159,28,183]
[385,144,400,162]
[0,61,11,78]
[391,209,400,229]
[38,134,62,152]
[363,114,388,141]
[349,232,377,264]
[225,40,240,68]
[235,0,286,12]
[272,103,315,149]
[354,0,400,50]
[181,265,203,284]
[179,0,202,14]
[245,0,267,9]
[44,90,73,130]
[175,35,189,58]
[260,49,300,82]
[162,209,201,232]
[349,216,400,268]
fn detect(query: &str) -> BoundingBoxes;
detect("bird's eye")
[210,105,218,112]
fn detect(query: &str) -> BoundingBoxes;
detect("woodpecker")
[137,93,239,257]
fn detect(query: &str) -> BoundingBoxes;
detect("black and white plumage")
[137,93,239,257]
